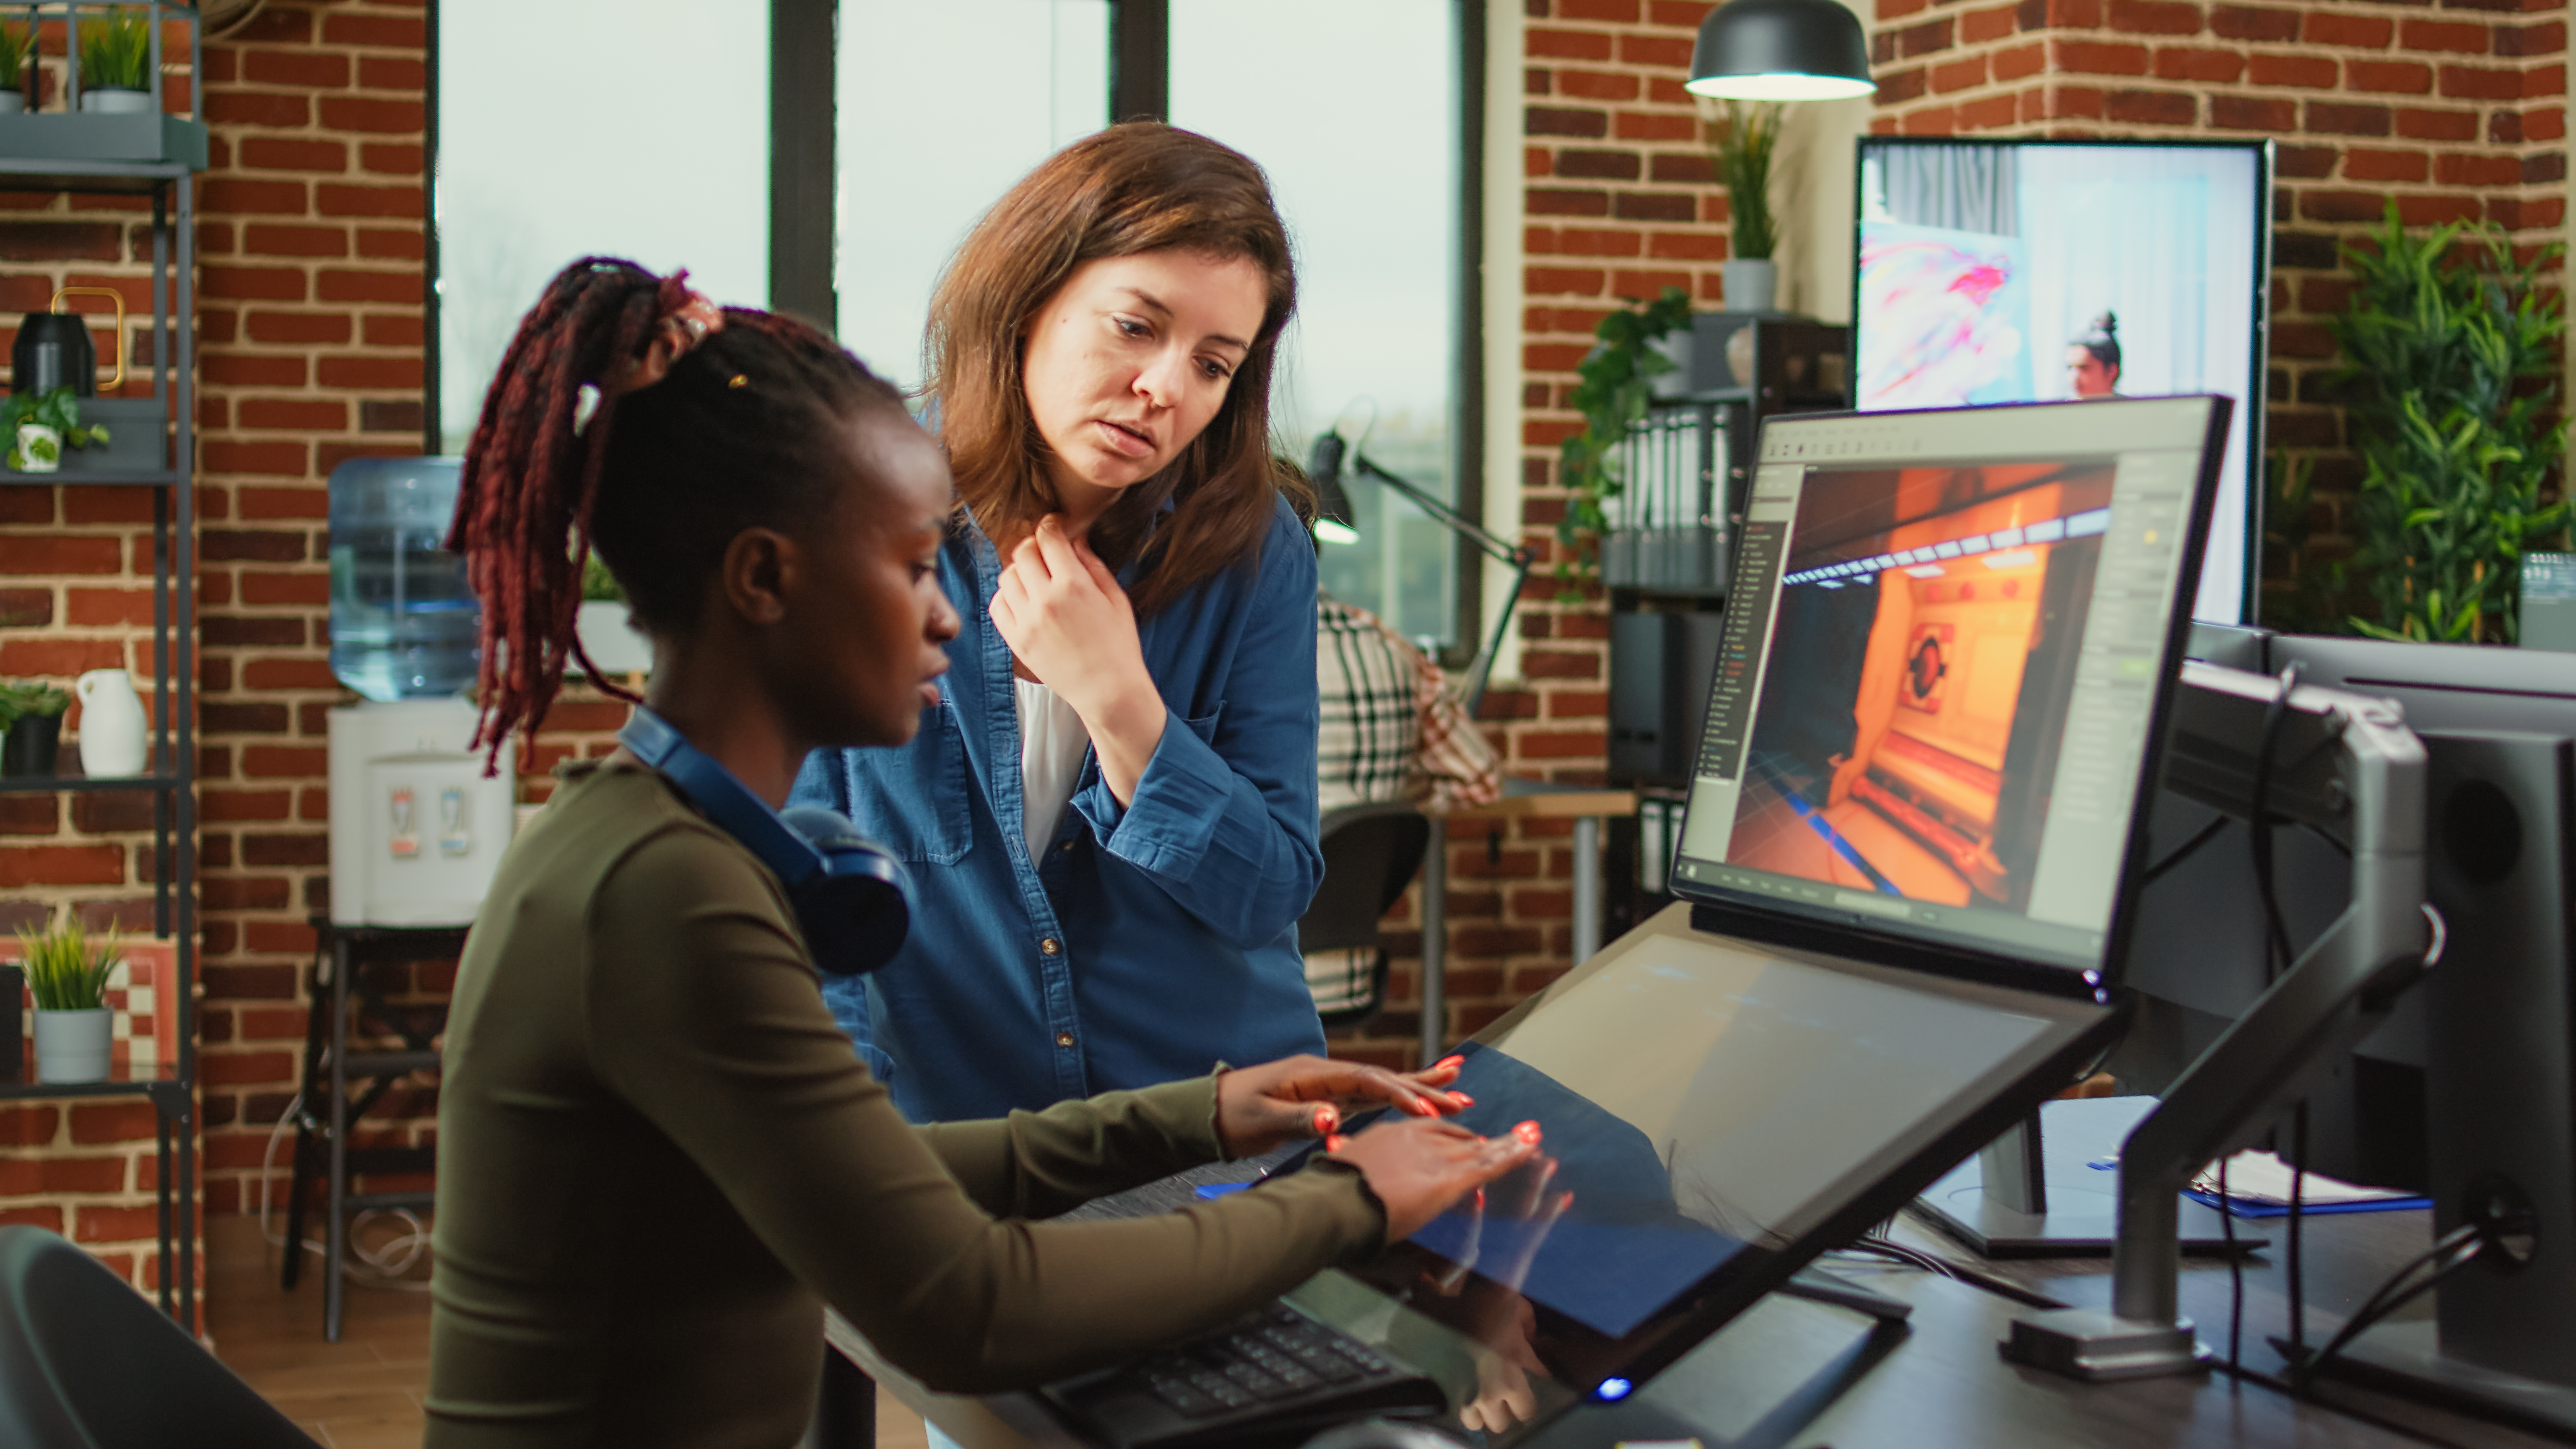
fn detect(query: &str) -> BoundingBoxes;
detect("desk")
[1418,781,1634,1067]
[831,1177,2548,1449]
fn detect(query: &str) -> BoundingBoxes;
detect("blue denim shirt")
[792,497,1328,1122]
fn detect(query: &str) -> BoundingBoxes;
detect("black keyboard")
[1042,1302,1449,1448]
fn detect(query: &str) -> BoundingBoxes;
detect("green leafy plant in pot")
[1555,285,1696,596]
[1707,102,1783,314]
[575,549,654,678]
[76,10,152,112]
[0,21,34,114]
[2328,203,2569,644]
[18,915,120,1083]
[0,680,70,776]
[0,388,109,473]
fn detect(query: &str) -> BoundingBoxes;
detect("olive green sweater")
[425,758,1384,1449]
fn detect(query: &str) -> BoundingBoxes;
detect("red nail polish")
[1436,1054,1465,1072]
[1312,1105,1337,1135]
[1513,1120,1542,1145]
[1449,1092,1474,1108]
[1325,1134,1348,1153]
[1406,1097,1436,1116]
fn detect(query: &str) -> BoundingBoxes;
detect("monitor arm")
[2004,660,2434,1380]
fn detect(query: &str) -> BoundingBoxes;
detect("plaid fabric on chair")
[1307,597,1500,1018]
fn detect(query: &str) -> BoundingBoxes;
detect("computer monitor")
[1260,400,2231,1429]
[2119,634,2576,1189]
[1668,396,2233,986]
[1851,139,2270,627]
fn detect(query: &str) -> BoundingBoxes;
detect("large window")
[432,2,1473,647]
[1170,0,1460,645]
[836,0,1108,390]
[433,0,771,453]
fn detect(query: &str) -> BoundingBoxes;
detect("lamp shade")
[1686,0,1875,102]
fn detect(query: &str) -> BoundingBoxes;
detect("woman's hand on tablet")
[1324,1119,1541,1241]
[989,516,1166,802]
[1214,1054,1474,1158]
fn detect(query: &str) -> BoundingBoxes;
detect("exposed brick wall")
[1864,0,2568,607]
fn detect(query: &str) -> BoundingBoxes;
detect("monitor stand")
[1780,1263,1912,1323]
[1913,1096,2261,1258]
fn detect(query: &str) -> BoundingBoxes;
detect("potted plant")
[1,387,110,473]
[0,21,32,114]
[18,915,119,1083]
[1555,285,1696,594]
[1707,101,1784,315]
[2327,203,2569,643]
[0,680,70,776]
[575,551,654,678]
[75,10,151,113]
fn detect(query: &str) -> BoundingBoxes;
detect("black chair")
[0,1226,320,1449]
[1298,801,1434,1024]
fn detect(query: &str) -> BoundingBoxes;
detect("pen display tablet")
[1337,908,2115,1405]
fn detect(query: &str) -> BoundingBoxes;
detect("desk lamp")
[1685,0,1875,102]
[1307,431,1530,714]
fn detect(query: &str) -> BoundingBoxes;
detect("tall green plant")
[2329,203,2569,644]
[1706,102,1783,262]
[0,21,33,89]
[1553,285,1695,591]
[16,916,119,1012]
[77,11,151,92]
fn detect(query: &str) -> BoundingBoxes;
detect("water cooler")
[325,457,514,927]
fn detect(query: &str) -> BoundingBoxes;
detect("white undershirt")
[1015,676,1092,861]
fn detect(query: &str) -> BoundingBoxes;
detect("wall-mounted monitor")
[1850,139,2270,625]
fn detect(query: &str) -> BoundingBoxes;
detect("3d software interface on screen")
[1673,403,2210,974]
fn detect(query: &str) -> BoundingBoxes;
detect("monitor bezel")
[1848,135,2273,627]
[1664,395,2235,999]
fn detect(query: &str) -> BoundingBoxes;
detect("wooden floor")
[206,1214,931,1448]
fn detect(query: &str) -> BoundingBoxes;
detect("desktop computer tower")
[1608,609,1726,787]
[2416,732,2576,1387]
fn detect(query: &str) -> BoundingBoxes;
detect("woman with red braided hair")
[423,258,1536,1447]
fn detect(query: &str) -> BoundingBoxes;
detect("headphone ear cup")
[781,806,917,976]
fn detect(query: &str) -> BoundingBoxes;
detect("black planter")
[0,714,62,776]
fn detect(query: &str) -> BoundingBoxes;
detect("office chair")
[0,1226,321,1449]
[1299,801,1434,1024]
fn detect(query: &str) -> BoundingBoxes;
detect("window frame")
[423,0,1487,660]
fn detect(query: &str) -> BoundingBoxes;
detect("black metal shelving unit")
[0,147,198,1329]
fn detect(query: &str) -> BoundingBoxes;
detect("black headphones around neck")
[618,709,914,976]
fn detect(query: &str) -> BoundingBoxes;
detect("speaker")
[1608,609,1727,787]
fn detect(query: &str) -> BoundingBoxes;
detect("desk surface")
[1430,778,1635,821]
[830,1164,2542,1449]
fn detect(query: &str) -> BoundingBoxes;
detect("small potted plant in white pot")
[574,552,654,680]
[0,21,33,114]
[1708,101,1784,317]
[76,10,152,114]
[19,915,119,1083]
[2,388,110,473]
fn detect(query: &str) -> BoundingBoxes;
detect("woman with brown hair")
[794,123,1337,1122]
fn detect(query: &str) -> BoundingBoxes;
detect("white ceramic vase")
[14,423,59,472]
[1722,258,1778,314]
[74,669,149,777]
[35,1008,111,1083]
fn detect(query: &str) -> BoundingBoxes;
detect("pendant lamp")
[1685,0,1876,102]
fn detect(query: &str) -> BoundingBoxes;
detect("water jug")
[327,457,479,702]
